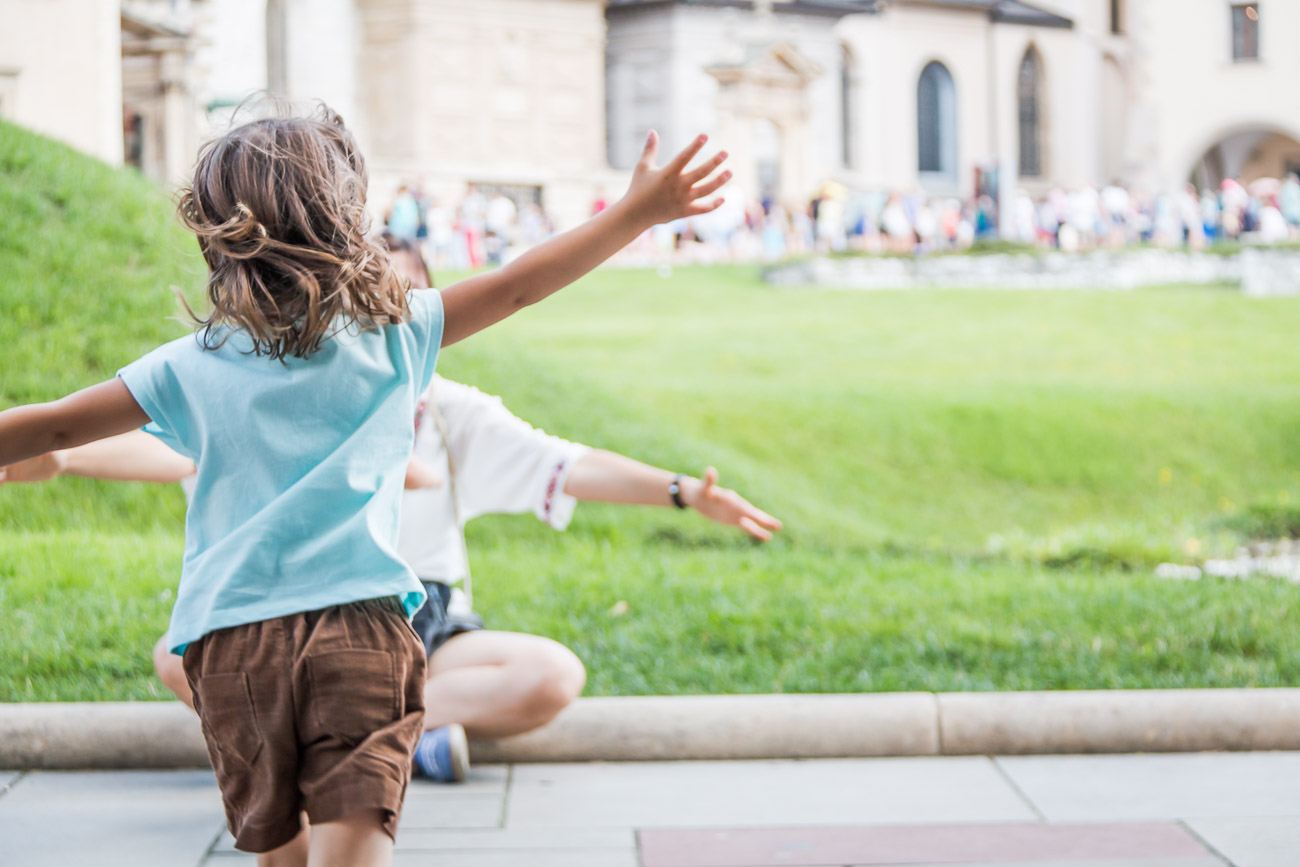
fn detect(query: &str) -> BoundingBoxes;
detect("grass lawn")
[2,120,1298,700]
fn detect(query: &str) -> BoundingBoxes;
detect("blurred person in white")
[1011,189,1038,244]
[0,233,782,785]
[425,196,455,270]
[1177,184,1206,249]
[881,194,913,253]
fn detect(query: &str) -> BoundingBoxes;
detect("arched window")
[266,0,288,94]
[1017,47,1044,178]
[840,43,855,169]
[917,60,956,180]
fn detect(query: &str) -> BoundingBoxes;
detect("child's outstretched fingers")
[739,515,775,542]
[638,129,661,167]
[663,134,710,175]
[623,132,730,224]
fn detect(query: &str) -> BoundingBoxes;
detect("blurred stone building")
[607,0,1300,210]
[0,0,205,185]
[3,0,1299,228]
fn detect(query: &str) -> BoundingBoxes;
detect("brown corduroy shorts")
[182,596,427,853]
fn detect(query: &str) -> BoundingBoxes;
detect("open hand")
[0,450,66,485]
[686,467,783,542]
[623,132,731,227]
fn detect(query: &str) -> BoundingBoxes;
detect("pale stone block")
[471,693,939,763]
[0,702,208,769]
[939,689,1300,755]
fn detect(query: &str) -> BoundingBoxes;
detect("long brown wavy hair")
[177,102,409,360]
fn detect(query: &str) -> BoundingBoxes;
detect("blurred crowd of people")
[386,174,1300,270]
[383,183,556,272]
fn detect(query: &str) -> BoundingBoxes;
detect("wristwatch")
[668,473,688,509]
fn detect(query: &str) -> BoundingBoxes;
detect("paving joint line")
[1178,818,1238,867]
[989,756,1048,822]
[497,763,514,829]
[195,820,227,867]
[0,769,27,801]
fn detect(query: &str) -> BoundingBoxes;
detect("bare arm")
[1,427,435,489]
[439,132,730,346]
[0,429,195,486]
[563,450,782,542]
[0,379,150,468]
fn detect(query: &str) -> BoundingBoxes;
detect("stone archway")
[1189,125,1300,188]
[707,42,820,205]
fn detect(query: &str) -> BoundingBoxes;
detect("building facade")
[1,0,125,165]
[4,0,1299,229]
[609,0,1300,209]
[198,0,611,228]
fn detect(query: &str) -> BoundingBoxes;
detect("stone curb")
[3,689,1299,769]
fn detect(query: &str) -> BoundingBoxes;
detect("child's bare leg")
[422,631,586,738]
[152,636,194,708]
[307,811,393,867]
[259,825,309,867]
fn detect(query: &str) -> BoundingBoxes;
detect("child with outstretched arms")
[0,105,728,866]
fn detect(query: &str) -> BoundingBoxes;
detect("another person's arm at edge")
[437,132,730,346]
[562,450,782,542]
[0,429,194,485]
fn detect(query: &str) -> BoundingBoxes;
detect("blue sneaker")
[412,724,469,782]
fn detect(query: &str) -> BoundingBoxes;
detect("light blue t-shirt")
[118,290,444,654]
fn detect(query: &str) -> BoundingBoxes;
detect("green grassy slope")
[0,120,202,533]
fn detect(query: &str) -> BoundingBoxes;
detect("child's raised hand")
[623,131,730,227]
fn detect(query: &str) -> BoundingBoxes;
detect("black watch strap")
[668,473,688,509]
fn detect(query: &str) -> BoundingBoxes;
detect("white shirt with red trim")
[396,375,589,585]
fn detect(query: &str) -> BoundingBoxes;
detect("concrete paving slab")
[1184,816,1300,867]
[212,794,509,852]
[396,827,635,850]
[996,753,1300,821]
[390,852,640,867]
[407,764,509,797]
[0,770,225,867]
[200,858,1219,867]
[507,758,1039,829]
[211,772,513,851]
[856,860,1222,867]
[218,824,633,854]
[398,792,504,830]
[205,852,640,867]
[639,822,1214,867]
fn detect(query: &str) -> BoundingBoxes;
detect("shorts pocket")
[194,671,264,769]
[306,649,400,746]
